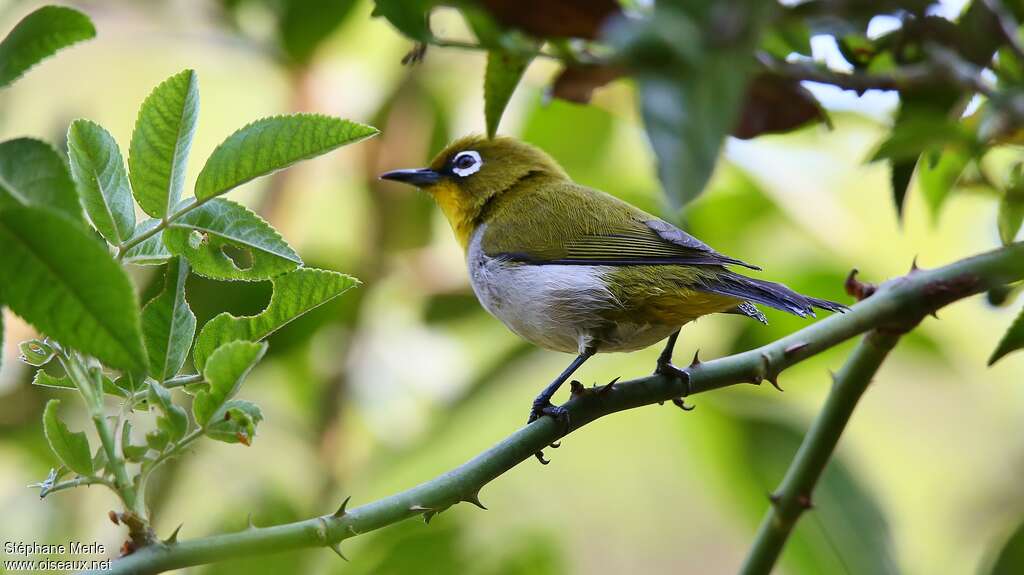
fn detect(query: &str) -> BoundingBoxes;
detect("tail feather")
[701,271,848,318]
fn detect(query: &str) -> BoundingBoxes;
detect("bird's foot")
[527,400,570,465]
[656,359,693,412]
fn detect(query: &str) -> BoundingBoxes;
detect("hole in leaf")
[188,230,207,249]
[221,244,253,270]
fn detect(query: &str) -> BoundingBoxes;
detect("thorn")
[844,269,877,301]
[108,511,120,525]
[333,496,351,518]
[569,380,586,396]
[463,491,487,510]
[929,309,940,319]
[768,492,781,505]
[328,542,349,561]
[828,370,838,386]
[689,349,701,367]
[671,397,695,411]
[784,342,809,357]
[796,494,814,509]
[535,451,551,465]
[598,376,619,395]
[247,513,257,530]
[909,256,920,273]
[423,510,437,524]
[750,375,763,386]
[163,523,183,545]
[767,376,784,392]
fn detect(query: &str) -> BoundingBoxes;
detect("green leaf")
[0,5,95,88]
[0,207,147,372]
[142,258,196,381]
[164,198,300,281]
[0,304,4,374]
[18,339,54,366]
[371,0,436,42]
[42,399,93,476]
[121,421,148,463]
[277,0,359,66]
[918,147,970,223]
[32,369,127,398]
[194,114,377,201]
[193,268,358,369]
[484,50,534,138]
[204,399,263,445]
[145,428,169,451]
[128,69,199,218]
[0,138,83,222]
[999,195,1024,245]
[147,381,188,443]
[890,159,916,219]
[989,307,1024,365]
[122,219,172,266]
[67,120,136,245]
[193,340,266,426]
[985,515,1024,574]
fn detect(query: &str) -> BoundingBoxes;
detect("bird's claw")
[671,397,695,411]
[528,401,570,464]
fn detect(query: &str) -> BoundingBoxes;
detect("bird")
[381,136,845,456]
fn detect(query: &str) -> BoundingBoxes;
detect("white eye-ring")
[451,150,482,177]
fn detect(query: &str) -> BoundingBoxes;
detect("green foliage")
[141,258,196,381]
[32,369,129,398]
[204,399,263,445]
[121,421,148,463]
[372,0,436,42]
[193,341,267,426]
[277,0,360,66]
[128,69,199,218]
[0,5,94,88]
[0,207,147,372]
[484,50,534,138]
[193,268,359,369]
[19,339,55,366]
[989,306,1024,365]
[986,516,1024,575]
[0,138,83,222]
[67,120,136,245]
[148,381,188,444]
[195,114,377,201]
[42,399,93,476]
[121,219,172,265]
[163,198,301,281]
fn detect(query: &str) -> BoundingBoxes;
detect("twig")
[755,52,938,92]
[89,241,1024,575]
[984,0,1024,63]
[739,329,901,575]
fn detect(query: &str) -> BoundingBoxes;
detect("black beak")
[379,168,442,187]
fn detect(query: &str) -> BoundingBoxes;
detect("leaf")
[18,339,54,366]
[998,194,1024,245]
[121,421,149,463]
[277,0,360,66]
[989,307,1024,365]
[142,258,196,381]
[477,0,621,40]
[194,114,377,201]
[0,304,3,374]
[0,207,147,372]
[985,515,1024,574]
[372,0,437,42]
[147,381,188,443]
[890,159,917,219]
[732,74,828,139]
[918,147,970,223]
[128,69,199,219]
[67,120,136,245]
[32,369,128,398]
[0,5,95,88]
[163,198,301,281]
[122,219,172,266]
[193,268,358,369]
[204,399,263,445]
[484,50,534,138]
[193,340,266,426]
[42,399,93,476]
[549,64,624,104]
[0,138,83,222]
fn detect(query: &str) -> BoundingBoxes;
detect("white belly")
[466,226,679,354]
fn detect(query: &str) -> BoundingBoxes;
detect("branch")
[740,329,901,575]
[91,242,1024,575]
[755,52,939,92]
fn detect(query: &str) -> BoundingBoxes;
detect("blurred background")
[0,1,1022,573]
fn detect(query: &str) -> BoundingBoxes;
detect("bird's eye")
[451,150,482,177]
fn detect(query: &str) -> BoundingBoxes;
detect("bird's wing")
[481,179,759,270]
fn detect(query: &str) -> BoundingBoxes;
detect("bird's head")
[380,135,567,247]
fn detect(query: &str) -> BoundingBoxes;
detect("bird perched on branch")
[382,136,845,459]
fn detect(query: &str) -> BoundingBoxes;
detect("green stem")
[89,242,1024,575]
[739,329,901,575]
[136,429,203,512]
[116,198,202,260]
[40,475,114,497]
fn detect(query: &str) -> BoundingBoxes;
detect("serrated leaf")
[42,399,93,476]
[194,268,358,369]
[484,50,533,138]
[145,428,169,451]
[142,258,196,381]
[204,399,263,445]
[128,69,199,218]
[67,120,136,245]
[121,421,148,463]
[0,5,95,88]
[0,138,83,222]
[193,341,266,426]
[0,207,147,372]
[919,147,970,223]
[32,369,127,398]
[164,198,301,281]
[194,114,377,201]
[989,307,1024,365]
[147,381,188,443]
[19,339,54,366]
[122,219,172,266]
[890,159,916,219]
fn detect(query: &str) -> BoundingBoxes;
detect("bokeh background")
[0,1,1022,573]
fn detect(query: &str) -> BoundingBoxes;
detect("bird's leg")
[654,330,694,411]
[528,349,594,464]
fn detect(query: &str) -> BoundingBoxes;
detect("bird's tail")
[700,270,848,318]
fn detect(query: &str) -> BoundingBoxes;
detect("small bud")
[108,511,120,525]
